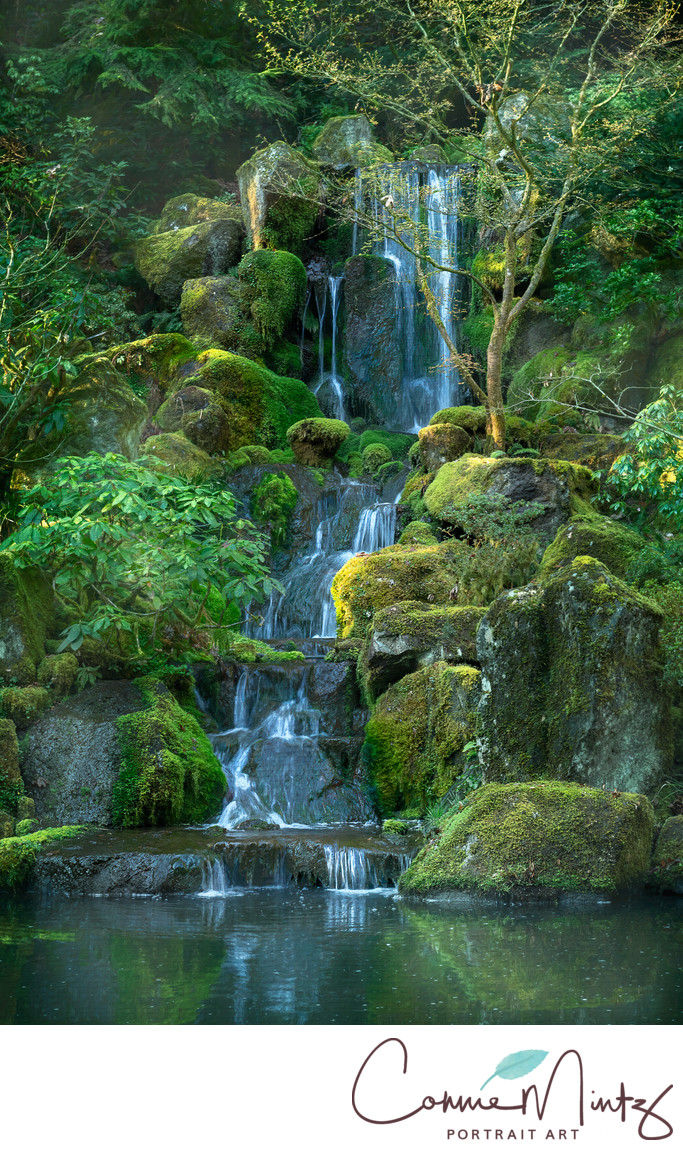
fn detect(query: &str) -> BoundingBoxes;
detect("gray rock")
[311,114,393,168]
[236,141,321,254]
[363,601,486,699]
[342,255,403,425]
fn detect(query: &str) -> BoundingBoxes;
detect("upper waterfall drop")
[351,160,468,432]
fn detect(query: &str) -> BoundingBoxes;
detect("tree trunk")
[486,315,508,451]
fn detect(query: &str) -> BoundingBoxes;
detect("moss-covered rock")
[0,555,53,685]
[364,662,481,813]
[183,349,322,450]
[398,520,438,546]
[107,334,201,408]
[0,825,86,891]
[409,144,448,163]
[539,515,646,580]
[237,141,321,254]
[363,601,487,699]
[238,249,307,344]
[424,453,596,541]
[0,811,14,839]
[286,417,349,465]
[135,204,244,305]
[112,677,225,826]
[477,558,671,793]
[155,385,232,454]
[180,276,264,356]
[311,114,393,168]
[361,442,392,475]
[157,193,244,234]
[14,818,39,836]
[140,432,224,482]
[37,653,78,695]
[252,472,298,547]
[399,781,654,896]
[507,346,604,420]
[0,717,21,816]
[429,405,487,434]
[0,686,51,729]
[540,432,625,471]
[649,815,683,893]
[418,423,470,471]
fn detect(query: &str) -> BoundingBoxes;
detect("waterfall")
[353,161,467,431]
[311,273,346,422]
[247,479,396,640]
[328,275,345,422]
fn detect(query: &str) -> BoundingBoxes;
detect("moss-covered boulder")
[399,781,654,897]
[180,276,264,356]
[252,471,299,547]
[649,816,683,893]
[0,826,86,891]
[140,432,223,482]
[539,515,646,580]
[363,601,487,699]
[342,255,403,425]
[0,686,51,729]
[107,334,201,410]
[0,718,21,815]
[311,114,393,168]
[418,423,470,472]
[36,653,78,695]
[238,249,307,344]
[409,144,448,163]
[181,350,322,450]
[157,193,244,234]
[286,417,349,465]
[477,558,671,793]
[429,405,487,434]
[155,385,231,454]
[424,454,596,541]
[364,662,481,812]
[398,520,438,546]
[333,538,538,640]
[135,201,244,305]
[237,141,321,254]
[0,556,53,685]
[507,346,605,420]
[361,442,392,475]
[540,432,625,471]
[20,678,225,828]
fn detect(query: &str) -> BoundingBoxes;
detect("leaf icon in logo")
[480,1050,549,1091]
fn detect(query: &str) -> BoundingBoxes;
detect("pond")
[0,890,681,1025]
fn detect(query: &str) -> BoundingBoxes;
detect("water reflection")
[0,892,680,1025]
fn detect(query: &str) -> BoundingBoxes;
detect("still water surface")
[0,891,681,1025]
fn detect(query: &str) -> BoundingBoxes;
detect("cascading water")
[312,273,346,422]
[353,161,467,431]
[247,479,396,640]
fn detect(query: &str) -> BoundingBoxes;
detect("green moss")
[112,677,225,827]
[14,818,38,836]
[107,334,199,399]
[0,687,51,729]
[158,193,243,233]
[364,662,481,813]
[362,442,392,474]
[539,432,625,471]
[252,472,298,546]
[398,521,438,545]
[286,417,350,465]
[429,406,487,434]
[472,247,506,292]
[539,515,646,580]
[358,429,414,459]
[237,141,320,253]
[0,554,53,685]
[228,637,305,663]
[140,432,224,482]
[399,781,654,896]
[37,653,78,695]
[135,214,243,305]
[508,347,604,420]
[649,815,683,892]
[382,818,409,835]
[462,310,495,358]
[238,249,307,345]
[0,825,86,891]
[225,444,275,471]
[0,718,22,815]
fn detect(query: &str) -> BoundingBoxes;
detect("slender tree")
[257,0,680,447]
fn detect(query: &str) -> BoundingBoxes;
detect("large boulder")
[342,255,403,425]
[484,92,572,165]
[362,601,486,699]
[155,386,232,454]
[418,423,470,472]
[156,193,243,234]
[238,249,307,344]
[286,417,350,465]
[107,334,201,414]
[399,781,655,897]
[539,432,625,471]
[0,556,53,685]
[180,276,264,356]
[477,557,671,792]
[237,142,321,253]
[139,432,224,482]
[539,514,645,580]
[135,198,244,305]
[364,662,481,813]
[21,678,225,828]
[424,453,596,541]
[311,114,393,168]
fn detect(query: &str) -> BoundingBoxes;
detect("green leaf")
[481,1051,548,1092]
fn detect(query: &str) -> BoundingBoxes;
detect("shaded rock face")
[539,432,624,472]
[135,212,244,306]
[477,558,671,793]
[236,141,321,254]
[155,385,231,453]
[21,681,147,827]
[649,816,683,893]
[399,781,655,897]
[363,601,486,699]
[342,255,403,424]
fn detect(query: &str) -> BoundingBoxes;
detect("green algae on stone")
[418,423,470,472]
[362,601,487,699]
[140,432,224,482]
[0,554,53,685]
[252,472,298,547]
[399,781,654,896]
[238,249,307,344]
[37,653,78,695]
[0,686,51,729]
[539,515,646,580]
[429,405,488,434]
[0,825,87,892]
[286,417,350,466]
[112,677,225,828]
[398,520,437,546]
[364,662,481,813]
